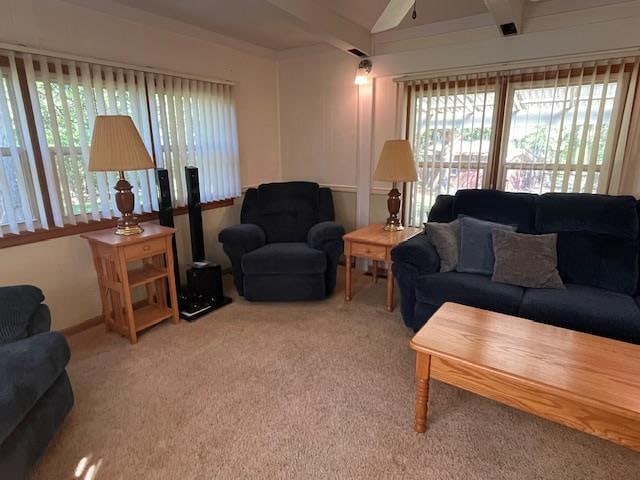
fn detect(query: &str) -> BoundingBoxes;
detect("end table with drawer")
[343,224,422,311]
[82,223,180,344]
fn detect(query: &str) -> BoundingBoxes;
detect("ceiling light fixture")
[354,59,372,85]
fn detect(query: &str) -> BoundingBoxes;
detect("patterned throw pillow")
[424,219,460,272]
[492,230,565,289]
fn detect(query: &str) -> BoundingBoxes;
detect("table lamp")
[373,140,418,231]
[89,115,154,235]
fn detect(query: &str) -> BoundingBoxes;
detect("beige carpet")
[30,269,640,479]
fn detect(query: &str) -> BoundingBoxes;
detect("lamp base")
[383,222,404,232]
[114,171,143,236]
[383,182,404,232]
[115,223,144,236]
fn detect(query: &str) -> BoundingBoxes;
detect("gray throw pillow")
[424,219,459,272]
[492,230,565,289]
[457,216,515,275]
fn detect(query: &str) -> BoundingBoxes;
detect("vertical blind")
[404,57,640,226]
[0,54,45,236]
[407,73,497,225]
[24,53,157,226]
[146,73,241,206]
[0,48,241,235]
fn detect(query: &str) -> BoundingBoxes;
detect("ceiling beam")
[483,0,526,35]
[267,0,372,56]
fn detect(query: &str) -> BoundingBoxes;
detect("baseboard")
[61,314,104,337]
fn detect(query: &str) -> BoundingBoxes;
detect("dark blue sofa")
[392,189,640,344]
[0,285,74,479]
[219,182,344,301]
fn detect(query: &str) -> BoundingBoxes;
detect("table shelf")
[134,303,174,332]
[128,264,168,287]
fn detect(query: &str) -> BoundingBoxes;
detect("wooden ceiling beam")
[267,0,372,56]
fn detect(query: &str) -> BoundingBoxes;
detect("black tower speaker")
[185,166,205,262]
[156,168,180,292]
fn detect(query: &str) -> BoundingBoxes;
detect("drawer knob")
[143,245,151,251]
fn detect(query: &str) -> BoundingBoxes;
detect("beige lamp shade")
[373,140,418,182]
[88,115,154,172]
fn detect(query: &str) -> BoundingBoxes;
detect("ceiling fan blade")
[372,0,415,33]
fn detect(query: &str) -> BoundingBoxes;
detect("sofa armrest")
[0,285,45,346]
[0,332,70,443]
[307,221,345,252]
[390,234,440,274]
[218,224,266,255]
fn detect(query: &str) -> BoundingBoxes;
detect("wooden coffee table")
[410,303,640,451]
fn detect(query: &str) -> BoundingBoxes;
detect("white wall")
[277,0,640,230]
[0,0,281,329]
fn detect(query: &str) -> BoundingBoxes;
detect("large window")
[0,49,240,238]
[406,59,639,225]
[408,75,496,224]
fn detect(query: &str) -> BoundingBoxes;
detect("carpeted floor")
[30,269,640,479]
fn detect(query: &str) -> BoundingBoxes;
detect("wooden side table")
[82,223,180,344]
[343,224,422,312]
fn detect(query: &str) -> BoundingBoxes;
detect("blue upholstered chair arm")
[390,234,440,274]
[219,224,266,296]
[0,285,46,345]
[0,332,71,444]
[218,224,266,255]
[28,304,51,336]
[307,221,345,251]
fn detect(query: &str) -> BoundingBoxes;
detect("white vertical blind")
[146,73,241,207]
[0,54,44,236]
[24,54,157,226]
[406,74,497,226]
[404,57,639,225]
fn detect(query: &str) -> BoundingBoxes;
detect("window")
[407,74,497,225]
[406,59,639,225]
[499,68,620,194]
[0,55,45,236]
[146,74,240,206]
[0,49,240,239]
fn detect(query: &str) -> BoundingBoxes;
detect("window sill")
[0,198,234,249]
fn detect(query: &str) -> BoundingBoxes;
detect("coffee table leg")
[415,352,431,433]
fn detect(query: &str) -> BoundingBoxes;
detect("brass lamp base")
[114,171,143,236]
[383,182,404,231]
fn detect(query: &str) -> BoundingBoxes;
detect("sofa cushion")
[0,332,70,443]
[519,284,640,344]
[457,216,515,275]
[416,272,524,315]
[536,193,639,240]
[242,243,326,275]
[454,189,538,233]
[535,193,640,295]
[555,232,638,295]
[256,182,319,243]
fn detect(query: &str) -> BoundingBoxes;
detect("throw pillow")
[457,216,515,275]
[424,219,460,272]
[492,230,565,289]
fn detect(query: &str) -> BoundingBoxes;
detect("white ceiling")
[100,0,618,52]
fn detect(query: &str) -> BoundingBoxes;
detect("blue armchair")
[219,182,344,301]
[0,285,74,479]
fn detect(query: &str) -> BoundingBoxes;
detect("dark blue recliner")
[0,285,74,479]
[392,189,640,344]
[219,182,344,301]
